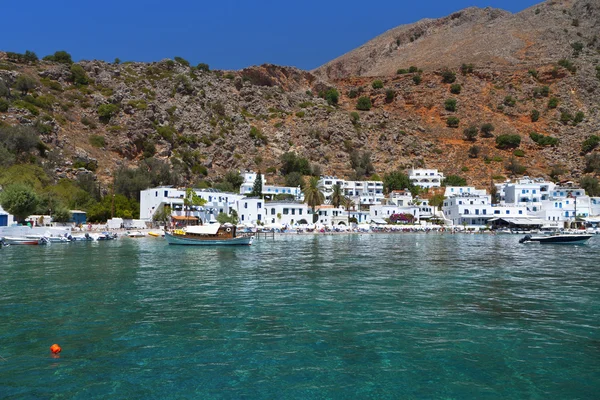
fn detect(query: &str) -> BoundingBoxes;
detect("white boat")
[165,224,254,246]
[71,233,94,241]
[4,236,49,245]
[519,233,593,244]
[126,231,146,238]
[96,232,118,240]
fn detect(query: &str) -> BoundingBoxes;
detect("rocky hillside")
[0,0,599,195]
[314,0,599,78]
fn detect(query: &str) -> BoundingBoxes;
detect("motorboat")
[126,231,146,238]
[96,232,118,240]
[148,231,164,237]
[165,224,254,246]
[3,236,49,245]
[71,233,94,241]
[519,233,593,244]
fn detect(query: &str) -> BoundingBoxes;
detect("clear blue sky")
[3,0,541,70]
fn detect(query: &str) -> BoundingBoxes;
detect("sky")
[2,0,542,71]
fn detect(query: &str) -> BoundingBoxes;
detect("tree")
[463,126,478,141]
[70,65,89,86]
[321,88,339,106]
[217,210,239,224]
[385,89,395,103]
[356,96,372,111]
[489,179,499,205]
[43,50,73,64]
[505,157,527,176]
[429,194,445,210]
[468,145,480,158]
[280,152,311,175]
[481,123,495,138]
[444,98,457,112]
[372,80,384,89]
[223,170,244,192]
[52,207,72,223]
[97,103,119,123]
[285,171,303,187]
[531,109,540,122]
[383,170,412,193]
[582,135,600,154]
[496,134,521,149]
[441,69,456,83]
[444,175,467,186]
[450,84,461,94]
[250,171,263,198]
[446,116,460,128]
[184,188,207,221]
[580,176,600,197]
[331,184,344,208]
[412,75,422,85]
[303,176,324,223]
[0,183,39,222]
[15,75,36,95]
[197,63,210,72]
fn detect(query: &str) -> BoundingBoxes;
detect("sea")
[1,233,599,399]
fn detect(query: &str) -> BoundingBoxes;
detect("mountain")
[314,0,600,78]
[0,0,599,206]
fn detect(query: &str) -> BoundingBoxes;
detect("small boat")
[3,236,49,245]
[165,224,254,246]
[148,231,164,237]
[126,231,145,238]
[71,233,94,242]
[96,232,118,241]
[519,233,593,244]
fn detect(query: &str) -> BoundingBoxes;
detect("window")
[283,208,289,215]
[242,215,245,221]
[483,209,486,215]
[164,190,168,197]
[257,214,262,221]
[257,202,262,208]
[506,210,509,214]
[291,209,295,215]
[475,209,479,215]
[271,208,275,215]
[244,202,248,209]
[518,210,523,214]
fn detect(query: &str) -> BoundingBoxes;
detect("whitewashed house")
[262,201,309,226]
[370,204,420,224]
[0,204,14,227]
[240,171,303,200]
[409,168,445,188]
[319,176,385,206]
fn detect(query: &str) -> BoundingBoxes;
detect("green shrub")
[441,69,456,83]
[295,111,305,118]
[371,80,384,89]
[444,98,457,112]
[533,86,550,98]
[573,111,584,125]
[174,56,190,67]
[408,66,419,73]
[513,149,525,157]
[156,125,176,142]
[505,157,526,175]
[70,65,89,85]
[81,116,97,128]
[450,84,461,94]
[446,116,460,128]
[503,95,516,107]
[298,101,314,108]
[528,69,538,79]
[396,68,408,75]
[0,99,8,112]
[89,135,105,148]
[463,126,478,141]
[321,88,339,105]
[530,132,558,146]
[581,135,600,154]
[348,89,358,98]
[350,112,360,125]
[43,50,73,64]
[412,75,422,85]
[15,75,36,95]
[197,63,210,72]
[547,97,559,109]
[460,63,474,74]
[571,42,584,57]
[249,126,267,145]
[385,89,395,103]
[560,111,573,124]
[468,145,480,158]
[128,99,148,110]
[496,134,521,149]
[97,103,119,123]
[12,100,39,115]
[531,109,540,122]
[356,96,372,111]
[558,59,576,73]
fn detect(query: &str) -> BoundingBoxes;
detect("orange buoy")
[50,344,61,354]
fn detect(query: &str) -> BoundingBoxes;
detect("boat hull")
[520,234,593,244]
[165,231,253,246]
[4,236,47,245]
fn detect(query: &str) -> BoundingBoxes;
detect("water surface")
[1,233,599,399]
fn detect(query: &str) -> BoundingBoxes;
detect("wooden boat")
[519,233,593,244]
[165,224,254,246]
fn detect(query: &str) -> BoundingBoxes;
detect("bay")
[1,233,599,399]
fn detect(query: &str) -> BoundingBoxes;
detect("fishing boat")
[3,236,49,245]
[165,224,254,246]
[519,233,593,244]
[71,233,94,242]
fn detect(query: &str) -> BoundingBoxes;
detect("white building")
[262,201,309,226]
[240,171,303,200]
[444,186,487,197]
[370,204,420,224]
[319,176,385,206]
[140,187,243,224]
[315,205,348,226]
[0,204,14,227]
[409,168,445,188]
[499,177,554,212]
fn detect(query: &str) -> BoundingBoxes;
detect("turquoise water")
[1,233,599,399]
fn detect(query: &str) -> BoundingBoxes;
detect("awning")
[490,217,545,225]
[186,224,220,235]
[172,215,199,221]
